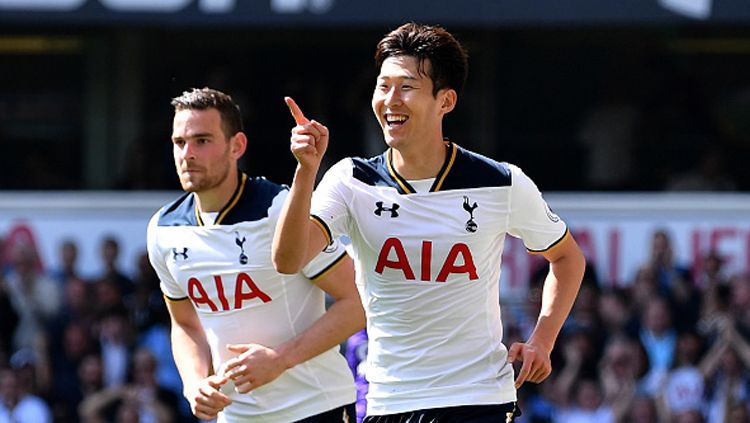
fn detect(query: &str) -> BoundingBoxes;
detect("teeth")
[386,114,407,123]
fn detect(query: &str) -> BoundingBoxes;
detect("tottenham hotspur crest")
[462,196,478,233]
[235,232,248,265]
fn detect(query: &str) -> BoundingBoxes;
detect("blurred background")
[1,1,750,422]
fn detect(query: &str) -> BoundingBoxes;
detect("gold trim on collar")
[386,149,414,194]
[386,142,457,194]
[193,173,247,226]
[216,173,247,225]
[431,141,456,192]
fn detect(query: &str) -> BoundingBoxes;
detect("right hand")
[185,374,232,420]
[285,96,329,169]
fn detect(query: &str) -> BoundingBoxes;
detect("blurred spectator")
[695,250,730,291]
[95,236,133,298]
[638,296,678,394]
[96,309,134,388]
[630,265,661,314]
[565,278,603,338]
[56,276,96,330]
[729,273,750,335]
[137,303,185,416]
[49,322,96,422]
[547,328,607,419]
[9,348,50,399]
[674,409,707,423]
[4,244,61,352]
[661,331,706,420]
[49,239,80,285]
[79,348,176,423]
[516,383,555,423]
[129,252,164,333]
[727,402,750,423]
[598,334,650,405]
[699,283,735,343]
[0,367,52,423]
[77,354,105,404]
[648,229,693,298]
[597,288,638,339]
[700,317,750,423]
[556,378,614,423]
[621,393,660,423]
[93,277,125,318]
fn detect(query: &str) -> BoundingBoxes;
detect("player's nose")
[383,87,402,107]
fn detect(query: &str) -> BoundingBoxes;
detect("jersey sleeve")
[266,186,348,281]
[300,239,348,282]
[310,158,353,244]
[507,164,568,252]
[147,211,188,300]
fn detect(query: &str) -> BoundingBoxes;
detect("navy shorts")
[363,402,520,423]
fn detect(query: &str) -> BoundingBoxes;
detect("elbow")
[272,253,303,275]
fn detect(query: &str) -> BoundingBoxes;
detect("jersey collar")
[386,141,457,194]
[194,172,248,226]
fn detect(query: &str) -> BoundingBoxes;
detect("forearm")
[528,253,585,352]
[276,296,365,369]
[272,164,319,274]
[171,322,212,393]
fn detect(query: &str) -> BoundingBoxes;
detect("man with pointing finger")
[273,23,585,422]
[147,87,362,422]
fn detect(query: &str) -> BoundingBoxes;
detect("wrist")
[275,342,298,370]
[295,162,320,177]
[527,336,554,355]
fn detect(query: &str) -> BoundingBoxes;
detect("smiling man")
[273,23,586,423]
[147,87,362,422]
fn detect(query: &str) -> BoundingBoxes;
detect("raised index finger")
[285,96,310,125]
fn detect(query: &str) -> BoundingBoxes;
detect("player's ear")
[439,89,457,114]
[230,132,248,159]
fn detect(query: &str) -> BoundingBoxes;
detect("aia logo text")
[375,237,478,282]
[187,272,271,312]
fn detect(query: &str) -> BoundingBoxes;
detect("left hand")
[507,342,552,389]
[223,344,289,393]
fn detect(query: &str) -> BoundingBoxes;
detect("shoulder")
[154,192,197,227]
[244,176,287,204]
[343,152,401,189]
[440,144,512,190]
[221,176,287,224]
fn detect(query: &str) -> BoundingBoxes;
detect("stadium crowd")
[0,229,749,422]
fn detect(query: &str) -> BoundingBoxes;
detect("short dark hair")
[171,87,243,139]
[374,22,469,97]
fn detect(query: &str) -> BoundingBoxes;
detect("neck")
[195,169,240,213]
[391,140,447,180]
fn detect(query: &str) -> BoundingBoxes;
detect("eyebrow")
[172,132,214,141]
[377,75,419,81]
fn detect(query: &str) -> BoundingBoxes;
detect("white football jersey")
[310,142,568,415]
[147,174,355,423]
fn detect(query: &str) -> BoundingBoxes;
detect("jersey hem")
[220,389,355,423]
[309,251,347,281]
[162,294,189,302]
[527,226,569,254]
[365,390,517,416]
